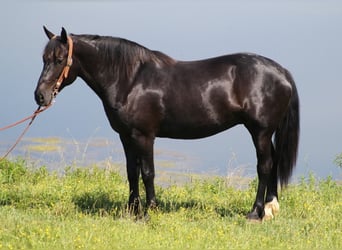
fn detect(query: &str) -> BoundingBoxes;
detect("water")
[2,134,340,186]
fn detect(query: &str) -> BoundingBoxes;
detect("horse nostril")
[35,92,45,105]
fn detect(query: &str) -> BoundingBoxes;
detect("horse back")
[120,53,292,139]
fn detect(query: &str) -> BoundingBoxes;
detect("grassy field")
[0,159,341,249]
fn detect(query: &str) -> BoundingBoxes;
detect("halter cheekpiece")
[53,35,73,97]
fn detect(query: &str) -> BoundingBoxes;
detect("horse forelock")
[43,38,64,57]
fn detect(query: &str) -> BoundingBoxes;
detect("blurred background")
[0,0,341,181]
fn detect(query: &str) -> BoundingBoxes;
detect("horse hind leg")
[263,147,280,220]
[246,128,274,221]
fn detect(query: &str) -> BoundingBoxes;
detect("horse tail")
[274,70,300,187]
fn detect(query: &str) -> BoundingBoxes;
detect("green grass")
[0,159,341,249]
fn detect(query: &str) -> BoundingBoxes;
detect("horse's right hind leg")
[246,127,274,221]
[264,197,280,220]
[264,148,280,220]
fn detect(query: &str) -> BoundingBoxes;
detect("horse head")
[34,27,77,106]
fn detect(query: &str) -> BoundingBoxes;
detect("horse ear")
[61,27,68,44]
[43,26,55,40]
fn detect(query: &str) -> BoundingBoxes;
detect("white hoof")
[263,197,280,221]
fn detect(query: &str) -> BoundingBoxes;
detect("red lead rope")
[0,104,50,131]
[0,103,52,161]
[0,35,73,161]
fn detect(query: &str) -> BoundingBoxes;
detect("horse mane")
[73,34,176,81]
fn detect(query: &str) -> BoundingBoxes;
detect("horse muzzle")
[34,86,54,107]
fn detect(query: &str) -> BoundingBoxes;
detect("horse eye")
[56,58,63,65]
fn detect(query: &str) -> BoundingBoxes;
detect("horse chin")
[45,96,54,107]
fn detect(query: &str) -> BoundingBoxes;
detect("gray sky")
[0,0,341,180]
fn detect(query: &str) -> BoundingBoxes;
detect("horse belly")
[157,123,238,139]
[157,107,240,139]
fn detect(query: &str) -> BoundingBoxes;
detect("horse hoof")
[143,212,151,222]
[246,211,262,222]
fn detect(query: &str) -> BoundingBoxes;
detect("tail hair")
[275,70,300,187]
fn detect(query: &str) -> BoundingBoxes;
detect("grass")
[0,159,341,249]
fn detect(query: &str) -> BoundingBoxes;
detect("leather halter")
[53,35,73,97]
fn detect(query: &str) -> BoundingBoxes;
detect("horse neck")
[71,36,119,102]
[73,36,150,103]
[72,35,176,105]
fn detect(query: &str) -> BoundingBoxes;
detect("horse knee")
[141,166,155,182]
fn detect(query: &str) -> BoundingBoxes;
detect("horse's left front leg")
[132,130,157,214]
[141,152,157,212]
[120,134,141,214]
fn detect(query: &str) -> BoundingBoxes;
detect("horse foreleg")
[140,138,157,212]
[141,154,157,211]
[122,131,157,217]
[120,135,141,215]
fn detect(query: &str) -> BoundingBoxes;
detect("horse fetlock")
[263,197,280,221]
[148,199,158,210]
[128,196,142,214]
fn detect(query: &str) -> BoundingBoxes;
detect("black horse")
[35,27,299,221]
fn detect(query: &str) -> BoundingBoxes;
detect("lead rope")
[0,103,52,161]
[0,35,73,162]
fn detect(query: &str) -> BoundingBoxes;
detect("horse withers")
[35,27,299,221]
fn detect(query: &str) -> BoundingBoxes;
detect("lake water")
[1,135,340,186]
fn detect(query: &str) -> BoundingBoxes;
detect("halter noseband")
[53,35,74,97]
